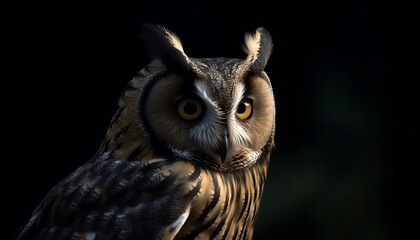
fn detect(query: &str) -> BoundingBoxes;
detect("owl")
[15,24,275,240]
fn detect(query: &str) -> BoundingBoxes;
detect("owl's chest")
[176,167,265,240]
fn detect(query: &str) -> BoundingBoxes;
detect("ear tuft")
[243,27,273,73]
[161,27,185,54]
[139,24,192,74]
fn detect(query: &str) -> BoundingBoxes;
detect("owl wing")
[15,157,199,240]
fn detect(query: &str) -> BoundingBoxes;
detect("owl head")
[102,25,275,172]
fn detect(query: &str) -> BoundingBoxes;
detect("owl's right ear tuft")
[139,24,192,74]
[243,27,273,73]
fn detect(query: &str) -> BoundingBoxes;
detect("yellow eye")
[177,98,203,121]
[236,98,253,120]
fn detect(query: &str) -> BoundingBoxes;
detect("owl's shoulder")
[15,157,201,240]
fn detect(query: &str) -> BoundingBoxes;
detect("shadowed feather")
[139,24,192,74]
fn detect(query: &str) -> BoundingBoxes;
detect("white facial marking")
[189,82,224,150]
[184,81,255,163]
[229,83,251,148]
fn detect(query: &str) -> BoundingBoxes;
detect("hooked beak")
[219,130,229,163]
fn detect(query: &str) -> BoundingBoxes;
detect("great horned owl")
[15,24,275,240]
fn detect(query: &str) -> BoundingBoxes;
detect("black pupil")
[184,102,197,115]
[237,102,246,114]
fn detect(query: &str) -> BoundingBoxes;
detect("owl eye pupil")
[184,102,197,115]
[177,98,203,121]
[237,103,246,114]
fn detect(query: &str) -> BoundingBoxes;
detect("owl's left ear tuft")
[139,24,192,74]
[243,27,273,73]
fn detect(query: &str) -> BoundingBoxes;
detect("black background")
[2,4,417,240]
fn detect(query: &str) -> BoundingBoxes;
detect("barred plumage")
[15,25,275,240]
